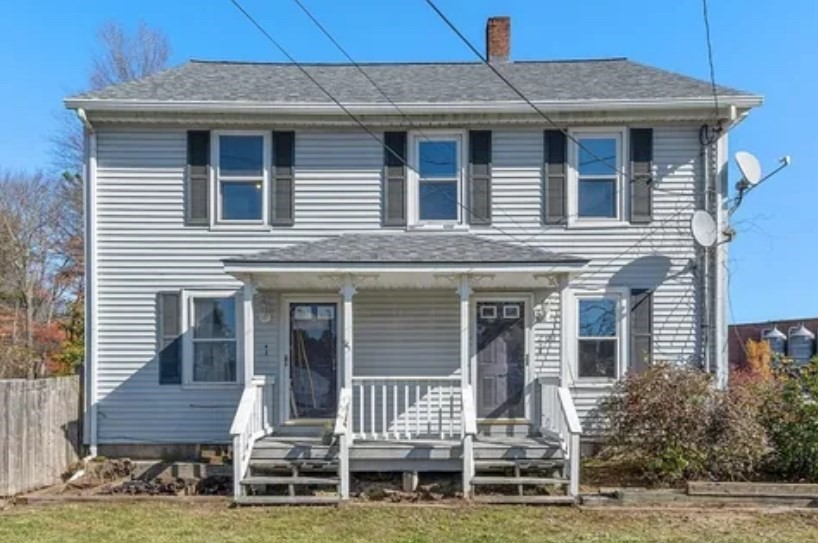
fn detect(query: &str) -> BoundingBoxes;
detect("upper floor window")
[570,131,624,224]
[216,133,268,223]
[411,134,464,224]
[577,296,620,379]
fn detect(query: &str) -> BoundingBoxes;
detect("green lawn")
[2,502,818,542]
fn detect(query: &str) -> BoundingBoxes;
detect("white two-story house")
[66,17,761,504]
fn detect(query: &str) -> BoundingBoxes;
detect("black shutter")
[271,131,295,226]
[543,130,567,224]
[186,131,210,225]
[383,131,407,226]
[157,292,182,385]
[468,130,492,225]
[630,289,653,374]
[630,128,653,224]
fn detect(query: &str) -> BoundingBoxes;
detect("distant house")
[730,318,818,370]
[65,16,761,504]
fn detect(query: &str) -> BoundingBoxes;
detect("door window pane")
[419,181,458,220]
[221,182,263,221]
[220,135,263,176]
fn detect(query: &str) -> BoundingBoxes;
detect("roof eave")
[65,95,763,116]
[222,260,589,275]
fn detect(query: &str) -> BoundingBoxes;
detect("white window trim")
[565,287,629,385]
[406,130,467,228]
[181,289,244,388]
[211,130,271,228]
[567,127,628,228]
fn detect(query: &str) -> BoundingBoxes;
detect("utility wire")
[230,0,705,291]
[422,0,681,199]
[290,0,543,241]
[701,0,720,122]
[229,0,541,248]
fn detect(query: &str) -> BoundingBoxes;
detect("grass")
[2,502,818,542]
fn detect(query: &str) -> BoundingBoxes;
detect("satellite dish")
[691,210,718,247]
[735,151,762,187]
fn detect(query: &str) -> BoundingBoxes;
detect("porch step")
[242,476,341,486]
[249,459,339,472]
[235,495,340,506]
[471,495,576,505]
[471,476,568,486]
[473,459,564,470]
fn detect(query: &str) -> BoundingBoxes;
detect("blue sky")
[0,0,814,323]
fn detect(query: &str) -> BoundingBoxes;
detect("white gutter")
[65,95,763,116]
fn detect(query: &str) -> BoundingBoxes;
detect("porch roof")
[223,233,587,268]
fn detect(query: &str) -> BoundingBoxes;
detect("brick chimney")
[486,16,510,63]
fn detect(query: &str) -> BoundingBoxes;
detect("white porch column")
[456,276,472,388]
[338,277,357,500]
[339,278,357,391]
[242,282,256,387]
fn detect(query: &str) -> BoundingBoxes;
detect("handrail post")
[334,387,352,500]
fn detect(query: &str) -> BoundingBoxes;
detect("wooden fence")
[0,376,82,496]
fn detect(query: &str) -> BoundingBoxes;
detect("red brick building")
[729,317,818,370]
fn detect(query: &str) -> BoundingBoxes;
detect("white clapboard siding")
[93,125,702,442]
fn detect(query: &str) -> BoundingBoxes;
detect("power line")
[230,0,708,294]
[422,0,681,199]
[701,0,720,121]
[228,0,541,248]
[290,0,544,241]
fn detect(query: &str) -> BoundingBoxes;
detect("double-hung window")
[577,295,622,379]
[189,293,238,384]
[216,133,268,223]
[571,131,623,222]
[413,135,463,223]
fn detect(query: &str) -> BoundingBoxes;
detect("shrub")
[597,363,771,484]
[760,358,818,481]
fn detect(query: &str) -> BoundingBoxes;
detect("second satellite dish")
[691,210,718,247]
[735,151,762,188]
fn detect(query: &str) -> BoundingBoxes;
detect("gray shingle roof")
[69,58,752,104]
[224,233,587,266]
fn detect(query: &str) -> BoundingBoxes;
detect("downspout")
[77,107,99,458]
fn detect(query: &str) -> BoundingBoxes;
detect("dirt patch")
[353,473,461,502]
[27,459,232,498]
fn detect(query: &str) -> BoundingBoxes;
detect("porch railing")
[229,376,275,498]
[351,376,462,440]
[538,376,582,497]
[334,387,352,499]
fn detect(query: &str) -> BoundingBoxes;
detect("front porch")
[225,233,586,504]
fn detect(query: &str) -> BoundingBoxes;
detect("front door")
[476,301,526,419]
[288,302,338,419]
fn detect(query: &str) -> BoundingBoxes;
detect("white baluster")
[392,384,398,440]
[404,384,410,439]
[370,383,375,441]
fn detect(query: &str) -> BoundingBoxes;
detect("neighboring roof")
[67,58,758,108]
[223,233,587,266]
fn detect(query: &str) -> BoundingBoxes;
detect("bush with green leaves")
[760,358,818,481]
[597,363,770,484]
